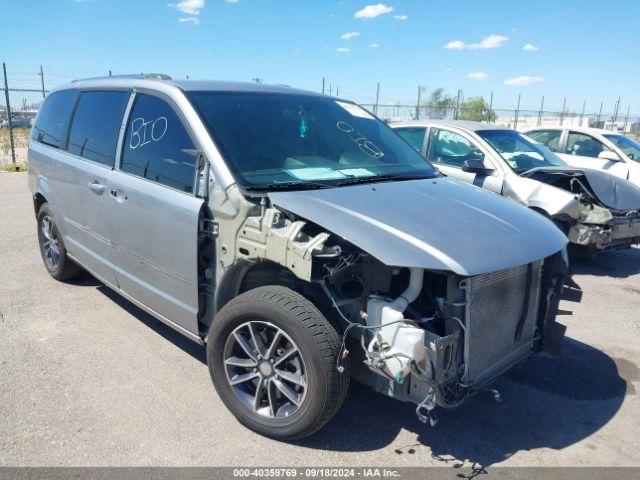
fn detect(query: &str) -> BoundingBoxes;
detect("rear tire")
[206,286,349,440]
[37,203,83,281]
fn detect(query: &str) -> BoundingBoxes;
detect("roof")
[390,119,507,132]
[56,75,324,98]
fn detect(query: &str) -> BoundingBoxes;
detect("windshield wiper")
[337,174,433,187]
[244,181,334,192]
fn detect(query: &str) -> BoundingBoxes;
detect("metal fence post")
[514,94,521,130]
[415,85,423,120]
[454,90,461,120]
[487,91,494,123]
[39,65,46,98]
[579,100,586,127]
[596,102,603,126]
[559,98,566,126]
[374,82,380,116]
[2,62,16,165]
[623,105,630,132]
[537,96,544,126]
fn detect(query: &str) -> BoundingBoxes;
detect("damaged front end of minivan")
[206,178,573,425]
[520,167,640,251]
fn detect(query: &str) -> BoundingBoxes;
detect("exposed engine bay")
[209,193,571,425]
[521,168,640,250]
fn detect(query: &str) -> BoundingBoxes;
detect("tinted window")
[395,127,426,151]
[68,91,130,166]
[31,89,77,148]
[527,130,561,152]
[120,94,197,192]
[426,128,484,167]
[567,132,612,159]
[188,92,436,190]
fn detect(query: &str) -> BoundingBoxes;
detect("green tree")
[459,96,496,122]
[425,88,455,119]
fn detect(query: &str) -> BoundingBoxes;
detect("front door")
[560,131,629,179]
[108,92,204,334]
[425,127,503,193]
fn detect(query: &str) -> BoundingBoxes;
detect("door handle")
[88,181,106,194]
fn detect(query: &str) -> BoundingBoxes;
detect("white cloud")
[444,34,508,50]
[354,3,394,19]
[168,0,205,15]
[337,47,350,53]
[369,43,380,48]
[392,14,408,20]
[340,31,360,40]
[466,72,488,80]
[445,67,453,72]
[523,43,539,51]
[179,17,199,24]
[503,75,545,86]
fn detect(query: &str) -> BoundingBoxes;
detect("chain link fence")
[2,63,639,170]
[1,64,48,170]
[361,104,640,139]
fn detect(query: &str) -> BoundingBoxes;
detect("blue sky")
[3,0,639,113]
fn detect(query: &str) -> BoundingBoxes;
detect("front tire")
[37,203,82,281]
[207,286,349,440]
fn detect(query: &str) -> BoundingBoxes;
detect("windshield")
[604,134,640,162]
[477,129,567,173]
[187,92,437,190]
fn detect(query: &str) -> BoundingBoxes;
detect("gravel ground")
[1,171,639,468]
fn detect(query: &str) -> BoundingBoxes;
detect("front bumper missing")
[569,216,640,250]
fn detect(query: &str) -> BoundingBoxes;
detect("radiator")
[462,260,543,386]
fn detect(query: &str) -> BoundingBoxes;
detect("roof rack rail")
[71,73,172,82]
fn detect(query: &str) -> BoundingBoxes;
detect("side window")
[395,127,426,151]
[67,91,130,166]
[567,132,609,158]
[31,89,77,148]
[120,94,197,193]
[426,128,484,168]
[527,130,561,152]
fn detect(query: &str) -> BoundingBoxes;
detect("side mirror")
[462,158,493,175]
[598,150,622,162]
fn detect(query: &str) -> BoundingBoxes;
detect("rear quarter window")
[31,89,77,148]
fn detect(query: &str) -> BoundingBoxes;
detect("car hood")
[522,167,640,211]
[269,177,567,276]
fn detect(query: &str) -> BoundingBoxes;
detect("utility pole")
[322,77,325,94]
[108,70,112,77]
[39,65,46,98]
[336,86,339,97]
[559,97,567,126]
[2,63,16,165]
[329,84,332,96]
[537,95,544,126]
[579,100,586,126]
[514,93,521,130]
[374,82,380,115]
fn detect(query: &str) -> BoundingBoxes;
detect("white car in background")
[391,120,640,252]
[525,127,640,187]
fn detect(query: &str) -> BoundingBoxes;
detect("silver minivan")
[29,75,570,439]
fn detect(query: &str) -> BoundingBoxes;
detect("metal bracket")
[199,219,219,237]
